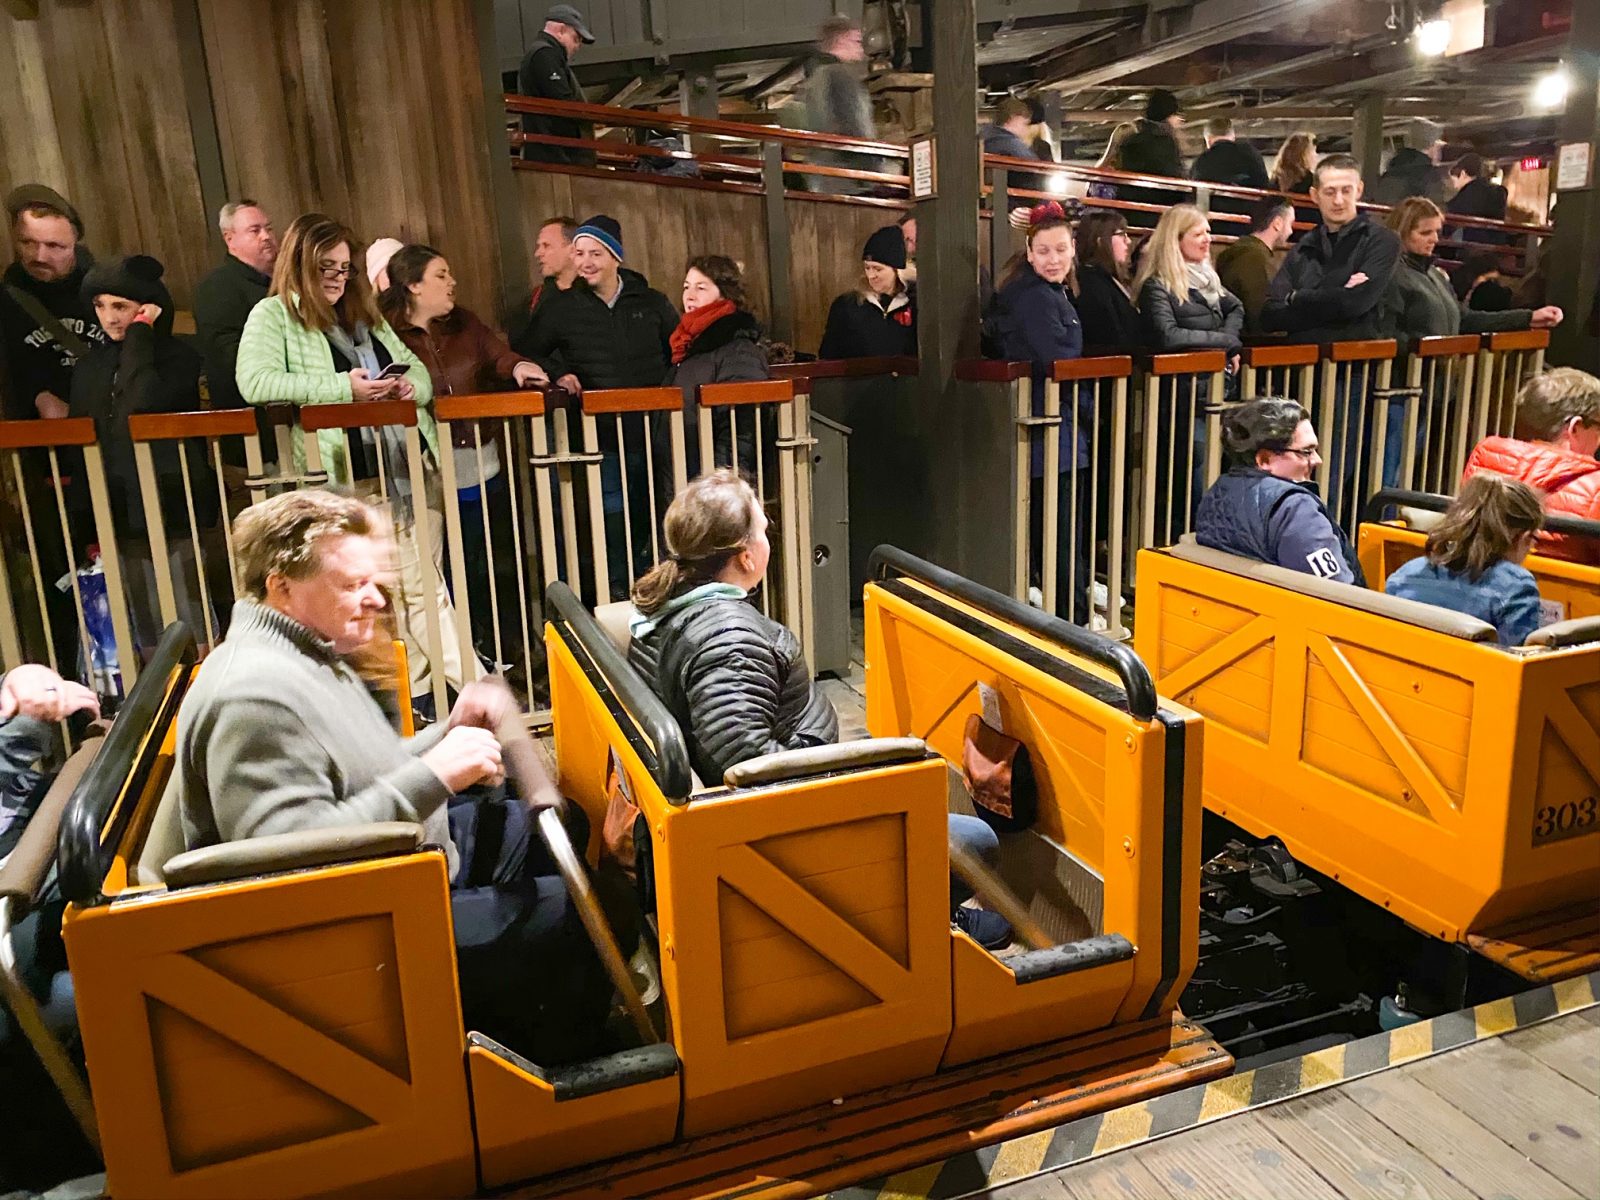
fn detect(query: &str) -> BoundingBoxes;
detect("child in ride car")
[1384,472,1546,646]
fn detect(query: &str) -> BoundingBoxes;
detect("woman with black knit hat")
[69,254,226,645]
[818,225,917,359]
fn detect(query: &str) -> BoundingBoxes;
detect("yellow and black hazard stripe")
[827,970,1599,1200]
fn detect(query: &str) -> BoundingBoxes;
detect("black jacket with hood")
[68,257,217,536]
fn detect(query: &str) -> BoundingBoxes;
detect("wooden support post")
[918,0,980,379]
[474,0,533,323]
[1352,92,1385,184]
[680,71,719,154]
[988,165,1009,296]
[1548,2,1600,369]
[762,143,795,347]
[173,0,230,263]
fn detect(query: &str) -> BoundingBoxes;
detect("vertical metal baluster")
[616,414,635,589]
[212,439,240,592]
[47,451,96,680]
[643,420,661,565]
[12,457,62,675]
[502,418,535,692]
[176,445,218,647]
[475,427,503,672]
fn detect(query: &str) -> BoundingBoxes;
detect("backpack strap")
[5,284,93,362]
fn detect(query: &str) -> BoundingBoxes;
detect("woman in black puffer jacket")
[628,469,837,784]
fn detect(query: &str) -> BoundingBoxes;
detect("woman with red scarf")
[663,255,770,481]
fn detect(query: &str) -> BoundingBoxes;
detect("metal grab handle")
[948,839,1054,952]
[497,712,659,1045]
[534,808,659,1045]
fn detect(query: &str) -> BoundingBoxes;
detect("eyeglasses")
[1281,445,1319,460]
[1111,230,1133,241]
[318,262,354,280]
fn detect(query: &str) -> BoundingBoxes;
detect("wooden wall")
[0,0,503,319]
[513,168,905,354]
[0,1,212,305]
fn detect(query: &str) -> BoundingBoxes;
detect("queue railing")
[0,418,138,712]
[1475,329,1550,445]
[1239,343,1319,408]
[1392,334,1480,495]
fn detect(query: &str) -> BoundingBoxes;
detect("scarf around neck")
[670,299,738,364]
[1185,259,1224,305]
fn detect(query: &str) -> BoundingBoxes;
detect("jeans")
[948,812,1001,909]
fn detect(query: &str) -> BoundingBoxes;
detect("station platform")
[827,972,1600,1200]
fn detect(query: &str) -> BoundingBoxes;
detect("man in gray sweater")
[177,489,611,1062]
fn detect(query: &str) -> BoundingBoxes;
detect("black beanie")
[5,183,84,238]
[862,225,906,270]
[82,255,169,308]
[1145,89,1181,123]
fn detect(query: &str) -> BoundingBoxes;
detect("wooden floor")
[972,1008,1600,1200]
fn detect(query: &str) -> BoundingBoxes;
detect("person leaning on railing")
[664,254,769,482]
[69,255,228,648]
[819,225,916,360]
[1378,197,1561,354]
[1462,368,1600,567]
[235,214,477,708]
[1216,196,1295,335]
[1195,397,1364,585]
[1134,205,1244,529]
[985,202,1092,625]
[379,244,548,677]
[1071,211,1145,353]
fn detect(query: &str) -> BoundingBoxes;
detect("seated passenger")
[1195,398,1365,585]
[176,489,615,1063]
[628,470,1012,949]
[1385,474,1545,646]
[2,665,99,859]
[1462,368,1600,567]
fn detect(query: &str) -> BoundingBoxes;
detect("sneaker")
[628,942,662,1007]
[1091,581,1109,611]
[953,905,1013,951]
[1027,585,1044,609]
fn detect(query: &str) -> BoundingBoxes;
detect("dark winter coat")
[1447,178,1509,222]
[1118,119,1185,180]
[516,269,678,390]
[193,254,271,413]
[1139,279,1244,353]
[1189,139,1269,190]
[989,262,1088,471]
[1072,264,1145,353]
[664,309,769,478]
[0,254,108,419]
[1195,467,1363,585]
[1377,251,1532,354]
[67,308,217,537]
[980,124,1047,201]
[517,31,593,166]
[818,289,916,360]
[1261,214,1402,345]
[628,594,839,785]
[1368,148,1445,206]
[1215,234,1278,333]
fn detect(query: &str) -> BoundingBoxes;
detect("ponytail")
[631,468,761,614]
[1424,473,1545,581]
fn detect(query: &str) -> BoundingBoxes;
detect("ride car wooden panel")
[862,570,1203,1066]
[1359,521,1600,623]
[1134,547,1600,954]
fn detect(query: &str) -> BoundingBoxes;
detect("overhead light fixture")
[1046,173,1070,197]
[1413,18,1451,57]
[1532,69,1569,110]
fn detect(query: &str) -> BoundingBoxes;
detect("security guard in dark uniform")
[518,4,596,166]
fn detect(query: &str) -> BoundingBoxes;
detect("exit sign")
[1521,156,1545,171]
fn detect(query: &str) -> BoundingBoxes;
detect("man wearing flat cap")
[519,5,597,166]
